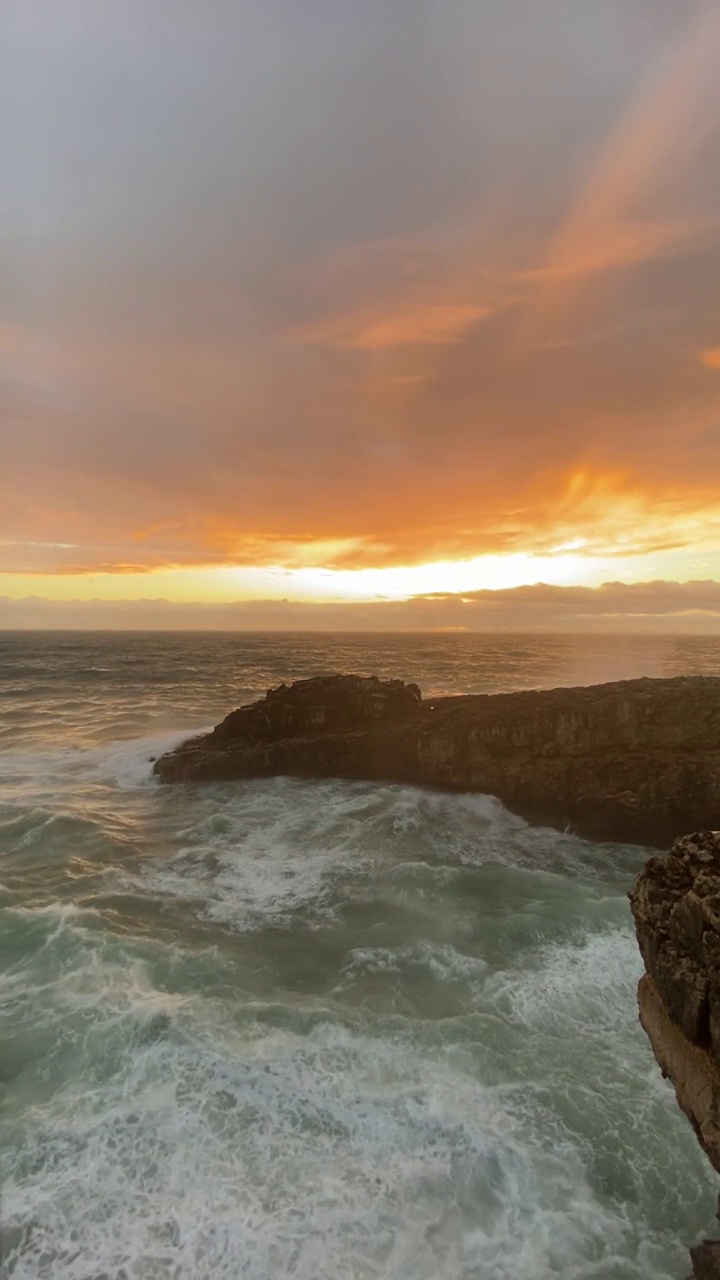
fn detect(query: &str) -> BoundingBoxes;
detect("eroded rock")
[690,1240,720,1280]
[632,832,720,1276]
[155,673,720,846]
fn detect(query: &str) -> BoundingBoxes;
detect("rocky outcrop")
[690,1241,720,1279]
[155,673,720,846]
[631,832,720,1171]
[210,674,422,742]
[631,832,720,1278]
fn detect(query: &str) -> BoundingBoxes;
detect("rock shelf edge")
[632,833,720,1278]
[155,673,720,847]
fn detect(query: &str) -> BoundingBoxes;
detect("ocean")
[2,630,720,1280]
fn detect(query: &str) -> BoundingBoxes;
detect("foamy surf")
[0,970,709,1280]
[2,632,719,1279]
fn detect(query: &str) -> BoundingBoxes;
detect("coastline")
[155,672,720,847]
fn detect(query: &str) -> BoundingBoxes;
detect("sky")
[2,0,720,630]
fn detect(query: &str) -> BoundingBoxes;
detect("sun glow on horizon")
[271,550,603,600]
[2,545,712,609]
[3,491,720,609]
[1,552,596,606]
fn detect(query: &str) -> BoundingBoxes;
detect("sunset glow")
[3,2,720,630]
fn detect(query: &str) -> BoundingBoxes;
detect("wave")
[0,726,205,794]
[1,959,709,1280]
[81,727,207,789]
[3,630,719,1278]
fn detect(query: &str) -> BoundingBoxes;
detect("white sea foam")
[130,779,561,934]
[333,941,489,994]
[8,899,89,920]
[489,927,643,1033]
[3,632,720,1279]
[1,883,712,1279]
[0,727,205,799]
[82,727,209,789]
[0,1001,683,1280]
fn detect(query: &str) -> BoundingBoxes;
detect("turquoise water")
[1,632,719,1279]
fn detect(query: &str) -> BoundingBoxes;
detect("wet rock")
[632,833,720,1072]
[632,833,720,1277]
[155,673,720,847]
[689,1239,720,1280]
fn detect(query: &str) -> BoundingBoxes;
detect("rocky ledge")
[632,833,720,1278]
[155,672,720,846]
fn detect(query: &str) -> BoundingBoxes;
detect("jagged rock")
[213,675,422,742]
[632,834,720,1172]
[155,673,720,846]
[631,833,720,1083]
[632,833,720,1277]
[689,1239,720,1280]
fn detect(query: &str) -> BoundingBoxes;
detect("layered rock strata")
[632,832,720,1278]
[155,673,720,846]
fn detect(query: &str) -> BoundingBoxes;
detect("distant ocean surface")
[2,631,720,1280]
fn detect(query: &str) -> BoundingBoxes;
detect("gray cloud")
[2,1,720,575]
[4,580,720,632]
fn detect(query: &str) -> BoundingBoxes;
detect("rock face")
[631,832,720,1278]
[690,1241,720,1279]
[212,675,422,742]
[155,673,720,846]
[632,833,720,1171]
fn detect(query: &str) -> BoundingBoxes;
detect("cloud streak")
[290,302,497,351]
[4,580,720,634]
[515,5,720,337]
[2,1,720,610]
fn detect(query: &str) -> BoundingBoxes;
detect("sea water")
[2,631,720,1279]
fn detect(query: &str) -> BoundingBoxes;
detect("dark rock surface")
[631,832,720,1278]
[631,833,720,1172]
[155,672,720,846]
[690,1239,720,1280]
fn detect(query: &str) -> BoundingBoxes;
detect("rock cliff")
[632,833,720,1277]
[155,673,720,846]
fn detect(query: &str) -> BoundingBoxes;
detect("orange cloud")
[290,302,496,351]
[3,462,719,589]
[3,2,720,615]
[516,219,708,283]
[518,7,720,338]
